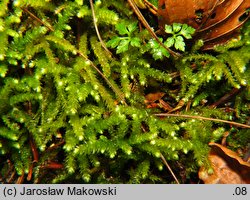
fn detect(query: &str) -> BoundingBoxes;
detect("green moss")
[0,0,249,183]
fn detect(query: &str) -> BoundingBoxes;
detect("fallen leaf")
[199,142,250,184]
[158,0,250,49]
[145,92,165,103]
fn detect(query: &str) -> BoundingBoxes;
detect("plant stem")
[154,113,250,129]
[160,153,180,184]
[89,0,113,57]
[127,0,181,58]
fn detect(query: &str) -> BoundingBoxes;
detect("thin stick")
[7,170,16,184]
[15,171,25,184]
[143,0,157,11]
[154,113,250,129]
[209,88,241,108]
[21,7,54,32]
[127,0,181,58]
[4,160,14,183]
[160,153,180,184]
[89,0,113,57]
[143,0,158,16]
[45,139,65,152]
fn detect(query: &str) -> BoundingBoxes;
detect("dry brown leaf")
[196,0,250,43]
[144,92,165,103]
[158,0,219,29]
[158,0,250,49]
[199,142,250,184]
[198,0,244,32]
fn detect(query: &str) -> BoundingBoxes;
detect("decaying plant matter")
[199,142,250,184]
[158,0,250,49]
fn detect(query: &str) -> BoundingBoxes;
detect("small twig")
[21,7,54,32]
[221,131,230,146]
[15,171,25,184]
[160,153,180,184]
[7,170,16,184]
[29,138,39,162]
[209,88,241,108]
[127,0,181,58]
[143,0,158,16]
[154,113,250,129]
[89,0,113,57]
[27,163,34,181]
[45,139,65,152]
[3,160,14,183]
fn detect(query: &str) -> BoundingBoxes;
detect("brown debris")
[199,142,250,184]
[158,0,250,49]
[145,92,165,103]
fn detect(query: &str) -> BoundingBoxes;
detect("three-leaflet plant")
[164,23,195,51]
